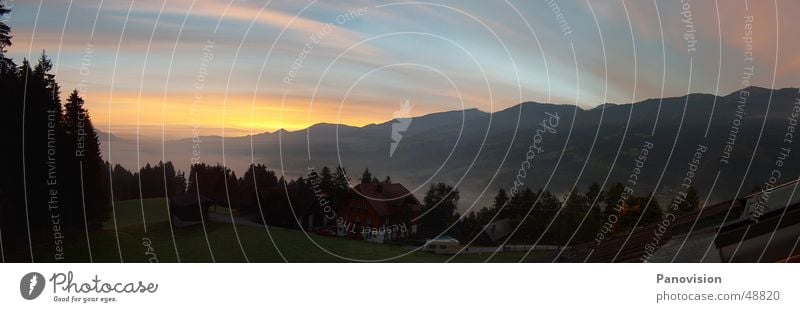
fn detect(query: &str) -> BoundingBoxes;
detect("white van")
[424,236,461,254]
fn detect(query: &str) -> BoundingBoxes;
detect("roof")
[533,221,676,263]
[169,192,214,207]
[647,229,721,262]
[671,200,742,235]
[350,183,422,216]
[530,178,800,263]
[641,200,738,263]
[574,201,742,262]
[590,222,674,262]
[582,200,748,262]
[484,218,512,242]
[742,178,799,198]
[714,201,800,262]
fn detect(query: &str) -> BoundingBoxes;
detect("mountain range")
[102,86,800,211]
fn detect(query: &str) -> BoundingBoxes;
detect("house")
[540,177,800,263]
[336,183,421,243]
[715,178,800,262]
[549,221,678,263]
[715,203,800,262]
[644,199,739,262]
[169,192,214,228]
[473,218,512,246]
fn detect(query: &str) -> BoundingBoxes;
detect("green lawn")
[104,198,231,228]
[105,198,171,228]
[64,198,541,263]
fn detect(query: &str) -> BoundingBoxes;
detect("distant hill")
[103,87,800,211]
[95,129,123,142]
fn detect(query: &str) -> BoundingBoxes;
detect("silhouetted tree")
[677,186,701,213]
[319,166,333,194]
[333,166,349,192]
[111,163,136,200]
[187,163,238,208]
[456,211,482,243]
[360,168,373,184]
[493,188,509,211]
[62,90,110,227]
[420,183,459,238]
[238,163,278,212]
[0,35,113,260]
[0,5,29,259]
[0,3,12,72]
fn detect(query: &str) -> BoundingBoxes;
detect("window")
[439,245,447,249]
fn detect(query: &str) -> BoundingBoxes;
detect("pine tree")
[0,3,26,259]
[0,4,10,49]
[63,90,110,227]
[360,168,373,184]
[0,3,12,73]
[111,163,135,200]
[319,166,333,194]
[493,188,509,211]
[678,187,701,213]
[333,166,349,192]
[420,183,459,238]
[34,51,60,110]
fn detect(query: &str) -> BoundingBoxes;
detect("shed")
[169,192,214,228]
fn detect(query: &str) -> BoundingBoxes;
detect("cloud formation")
[5,0,798,138]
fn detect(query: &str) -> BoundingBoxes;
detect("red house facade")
[336,183,421,243]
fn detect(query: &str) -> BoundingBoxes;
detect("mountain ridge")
[165,86,796,142]
[100,86,800,211]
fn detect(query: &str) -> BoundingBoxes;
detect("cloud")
[5,0,800,140]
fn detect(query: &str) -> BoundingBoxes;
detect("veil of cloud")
[5,0,798,138]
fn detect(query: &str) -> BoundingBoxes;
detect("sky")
[4,0,798,138]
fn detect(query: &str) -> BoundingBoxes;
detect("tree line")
[453,182,700,246]
[107,162,702,247]
[0,3,109,261]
